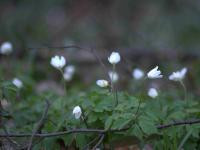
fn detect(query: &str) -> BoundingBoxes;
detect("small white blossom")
[108,52,121,65]
[148,88,158,98]
[147,66,163,79]
[0,42,13,55]
[72,106,82,119]
[169,68,187,82]
[132,68,144,80]
[63,73,73,81]
[50,55,66,69]
[108,71,119,82]
[96,80,109,87]
[64,65,75,75]
[12,78,23,89]
[63,65,75,81]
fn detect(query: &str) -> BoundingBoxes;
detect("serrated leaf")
[139,116,157,135]
[105,117,113,130]
[112,118,132,129]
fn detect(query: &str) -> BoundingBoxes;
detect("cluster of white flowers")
[48,52,188,118]
[50,55,66,69]
[63,65,75,81]
[96,51,121,88]
[0,42,13,55]
[12,78,23,89]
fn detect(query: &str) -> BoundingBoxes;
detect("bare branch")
[0,119,200,139]
[157,119,200,129]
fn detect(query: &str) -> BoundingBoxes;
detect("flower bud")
[108,52,121,65]
[72,106,82,119]
[0,42,13,55]
[12,78,23,89]
[148,88,158,98]
[132,68,144,80]
[96,80,109,87]
[50,55,66,69]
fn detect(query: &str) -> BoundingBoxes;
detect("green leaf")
[105,117,113,130]
[76,134,87,148]
[130,125,143,140]
[112,118,132,129]
[139,116,157,135]
[62,135,74,146]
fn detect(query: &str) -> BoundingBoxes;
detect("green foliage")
[1,58,200,149]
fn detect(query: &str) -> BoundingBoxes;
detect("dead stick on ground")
[1,119,200,138]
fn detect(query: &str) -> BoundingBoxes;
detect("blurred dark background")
[1,0,200,52]
[0,0,200,96]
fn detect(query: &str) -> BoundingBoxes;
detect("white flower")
[72,106,82,119]
[132,68,144,80]
[50,55,66,69]
[148,88,158,98]
[147,66,163,79]
[64,65,75,75]
[63,73,73,81]
[108,71,119,82]
[63,65,75,81]
[96,80,109,87]
[0,42,13,55]
[108,52,121,65]
[12,78,23,89]
[169,68,187,82]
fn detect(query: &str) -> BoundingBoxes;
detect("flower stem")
[180,80,187,100]
[59,69,67,114]
[80,107,89,128]
[111,64,118,106]
[59,69,67,96]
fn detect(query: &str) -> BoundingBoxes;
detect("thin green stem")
[111,64,118,106]
[180,80,187,100]
[59,69,67,96]
[177,129,192,150]
[80,107,89,128]
[59,69,67,115]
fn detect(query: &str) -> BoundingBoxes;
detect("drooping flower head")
[147,66,163,79]
[169,68,187,82]
[0,42,13,55]
[132,68,144,80]
[108,71,119,82]
[148,88,158,98]
[12,78,23,89]
[96,80,109,88]
[72,106,82,119]
[108,52,121,65]
[50,55,66,69]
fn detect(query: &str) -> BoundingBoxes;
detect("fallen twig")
[0,119,200,138]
